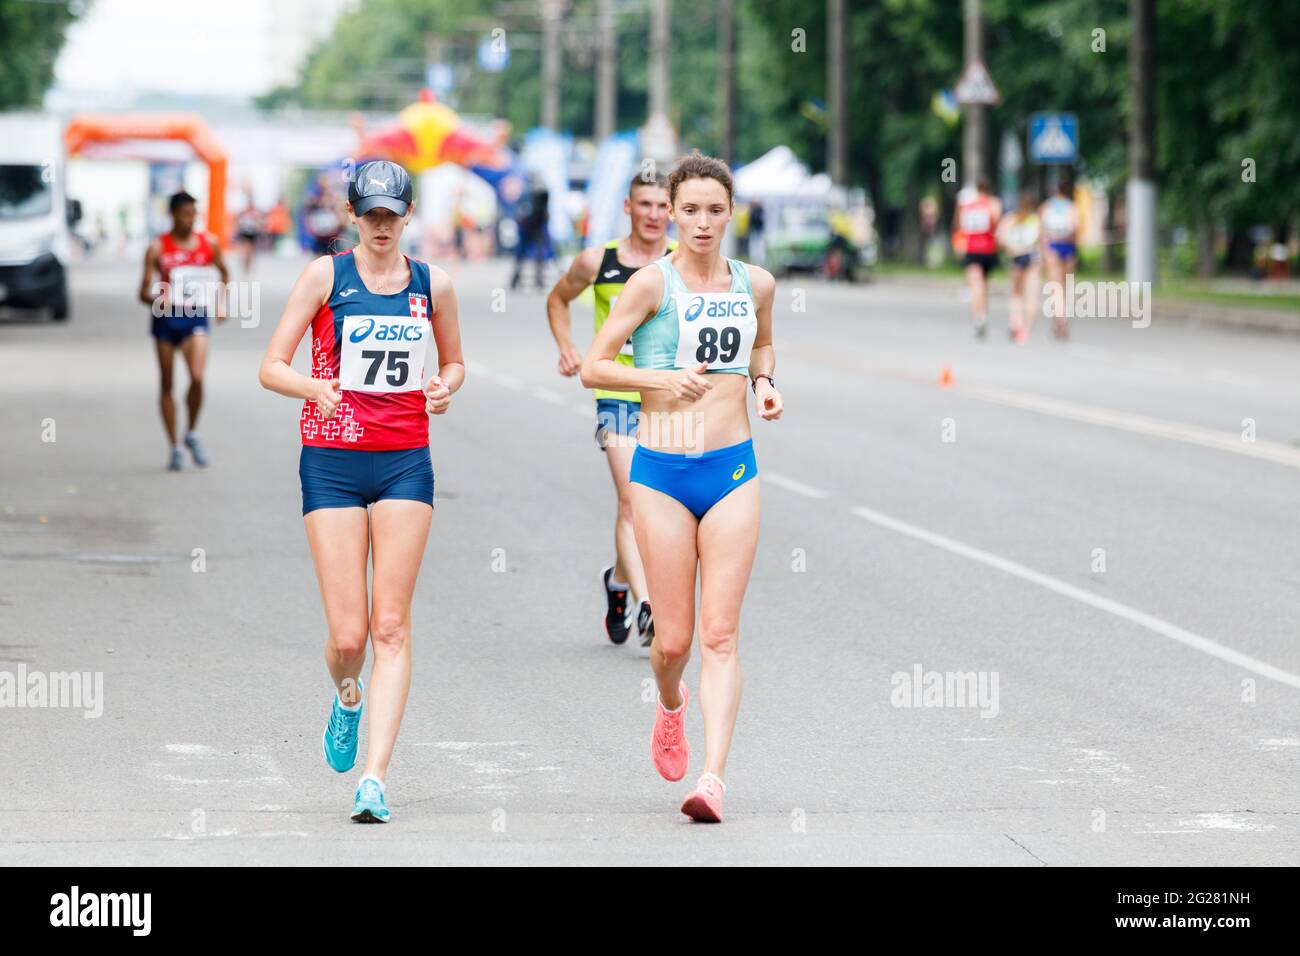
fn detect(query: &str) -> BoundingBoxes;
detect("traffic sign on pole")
[1028,112,1079,164]
[955,60,1000,106]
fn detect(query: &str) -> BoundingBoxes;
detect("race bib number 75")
[673,292,757,372]
[339,316,428,394]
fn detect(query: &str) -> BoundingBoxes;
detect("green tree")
[0,0,81,110]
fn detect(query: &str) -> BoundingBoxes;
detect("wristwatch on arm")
[751,374,775,393]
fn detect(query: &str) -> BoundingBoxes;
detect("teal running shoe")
[184,432,210,468]
[323,678,363,773]
[351,775,389,823]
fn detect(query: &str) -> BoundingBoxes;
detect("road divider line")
[776,338,1300,468]
[494,373,523,391]
[530,386,565,405]
[959,383,1300,469]
[850,503,1300,692]
[763,471,830,499]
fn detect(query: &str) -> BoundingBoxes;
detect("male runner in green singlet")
[546,172,673,646]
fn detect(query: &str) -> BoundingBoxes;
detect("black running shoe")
[602,566,631,645]
[636,600,655,647]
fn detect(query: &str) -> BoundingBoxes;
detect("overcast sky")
[54,0,336,99]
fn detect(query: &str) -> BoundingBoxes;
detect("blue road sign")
[478,36,510,73]
[1028,112,1078,164]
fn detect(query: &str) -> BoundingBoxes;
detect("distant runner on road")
[953,179,1002,339]
[137,190,230,471]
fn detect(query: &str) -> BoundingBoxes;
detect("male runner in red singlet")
[953,180,1002,338]
[137,191,230,470]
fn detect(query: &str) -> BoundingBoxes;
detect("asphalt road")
[1,252,1297,865]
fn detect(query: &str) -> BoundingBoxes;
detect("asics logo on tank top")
[684,295,750,322]
[347,317,426,344]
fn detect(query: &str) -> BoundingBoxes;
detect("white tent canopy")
[732,145,832,201]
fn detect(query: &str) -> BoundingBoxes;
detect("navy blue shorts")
[299,446,434,515]
[629,439,757,520]
[151,311,209,346]
[594,398,640,450]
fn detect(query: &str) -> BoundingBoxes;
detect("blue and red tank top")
[300,250,434,451]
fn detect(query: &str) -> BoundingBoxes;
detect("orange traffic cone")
[939,365,953,388]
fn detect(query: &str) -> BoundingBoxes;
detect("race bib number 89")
[673,292,757,372]
[339,315,428,394]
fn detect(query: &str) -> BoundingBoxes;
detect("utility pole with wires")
[827,0,847,185]
[718,0,736,167]
[1127,0,1156,286]
[540,0,563,130]
[642,0,677,165]
[960,0,989,188]
[595,0,617,141]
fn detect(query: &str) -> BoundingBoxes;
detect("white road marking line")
[850,504,1300,691]
[1207,368,1263,388]
[762,471,830,499]
[776,338,1300,465]
[165,743,215,755]
[531,386,565,405]
[1069,344,1112,361]
[572,402,592,417]
[960,383,1300,469]
[494,373,523,391]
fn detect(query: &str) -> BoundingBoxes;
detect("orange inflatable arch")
[64,114,229,245]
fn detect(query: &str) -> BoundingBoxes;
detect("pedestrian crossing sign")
[1028,112,1079,164]
[955,60,1000,106]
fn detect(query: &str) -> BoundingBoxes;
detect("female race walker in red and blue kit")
[259,161,464,823]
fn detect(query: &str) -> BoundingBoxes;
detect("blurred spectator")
[304,174,345,255]
[511,187,553,291]
[749,201,766,265]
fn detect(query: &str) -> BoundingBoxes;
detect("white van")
[0,113,78,320]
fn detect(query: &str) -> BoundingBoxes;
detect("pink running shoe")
[681,771,725,823]
[651,682,689,781]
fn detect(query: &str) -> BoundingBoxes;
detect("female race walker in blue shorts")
[258,160,465,823]
[582,152,783,823]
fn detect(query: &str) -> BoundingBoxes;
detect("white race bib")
[169,265,219,313]
[959,206,991,233]
[673,292,756,372]
[339,315,428,394]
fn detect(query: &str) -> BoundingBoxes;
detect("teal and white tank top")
[632,256,756,374]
